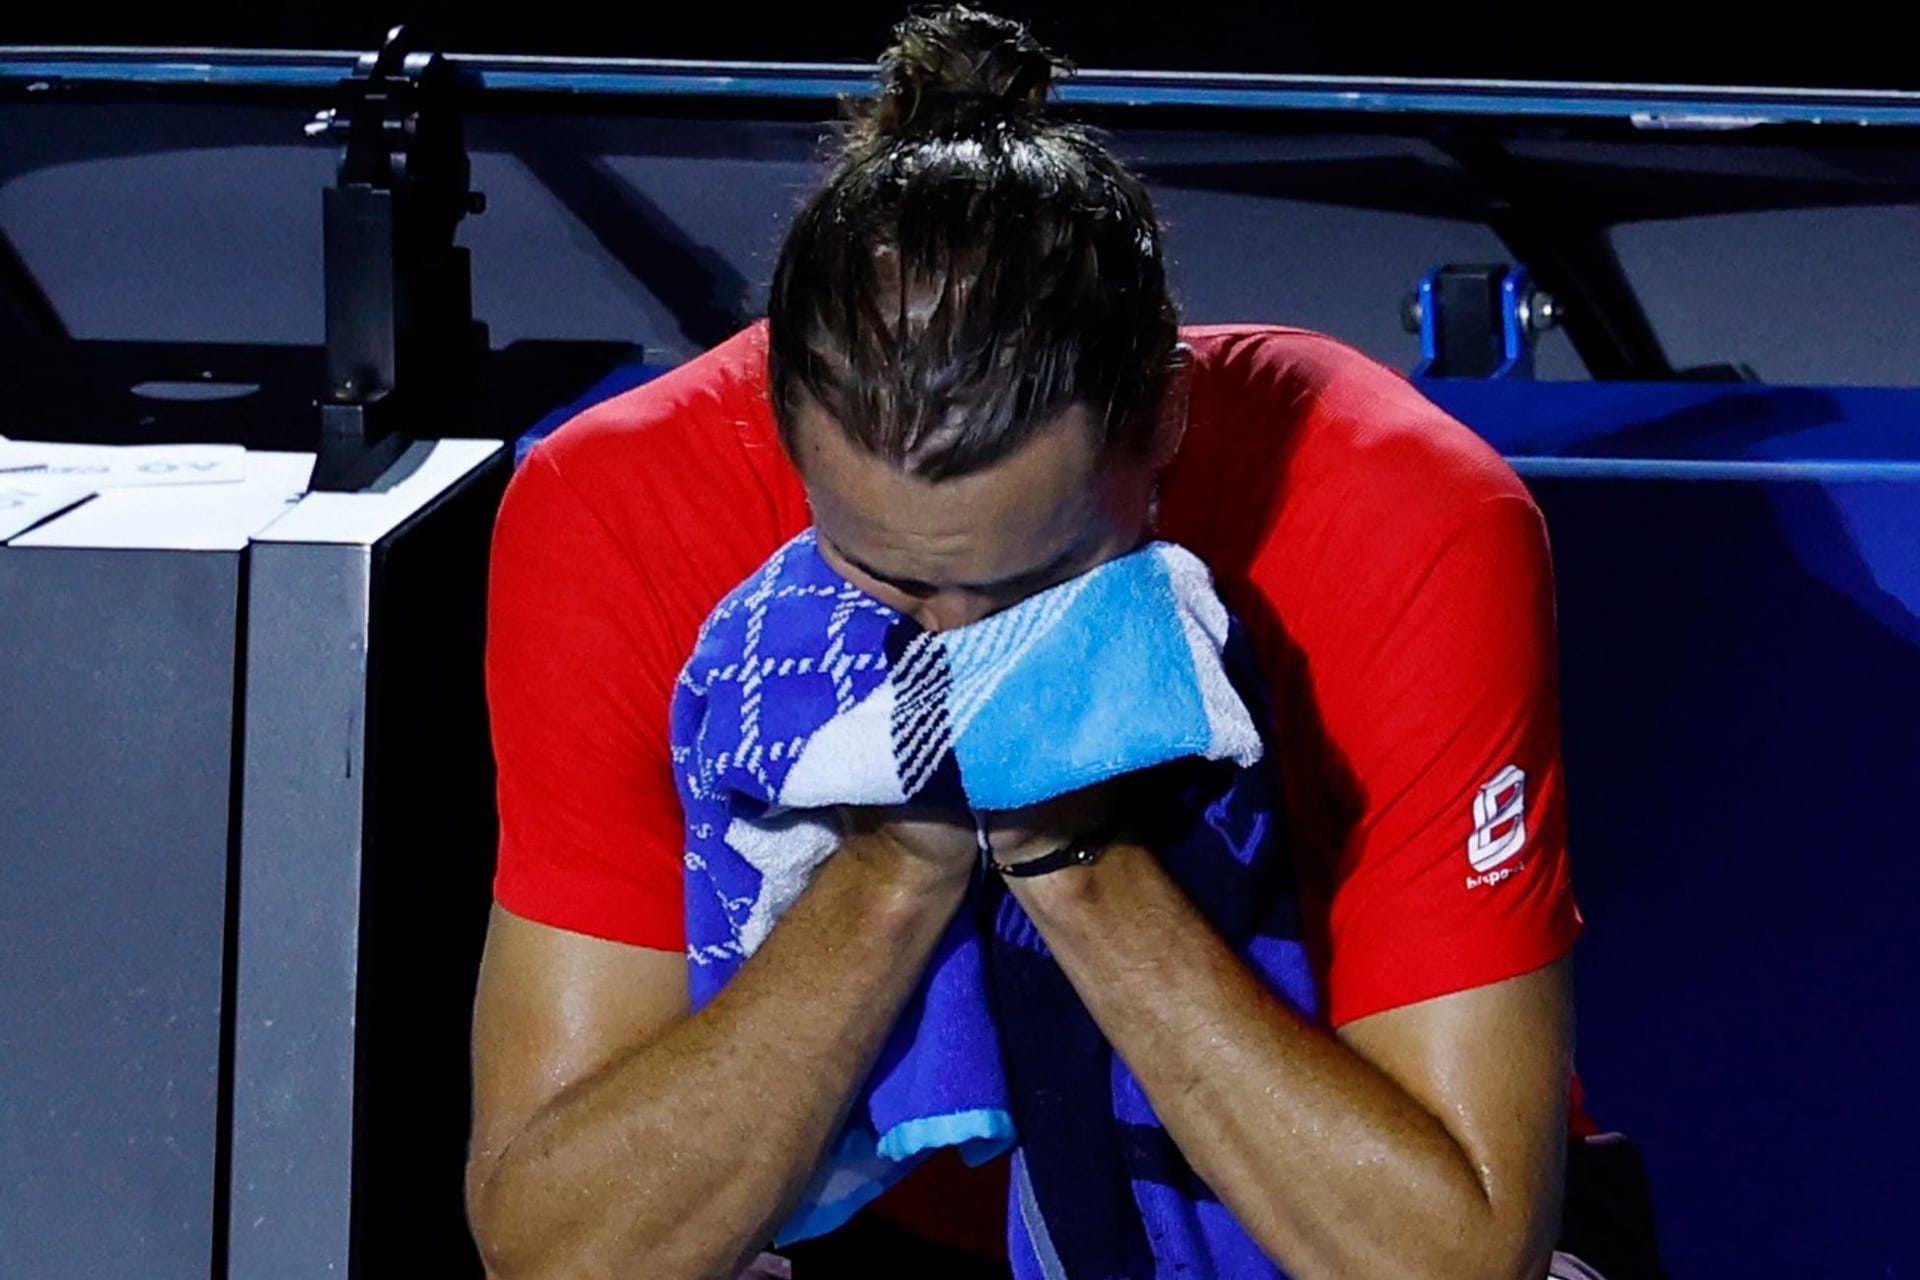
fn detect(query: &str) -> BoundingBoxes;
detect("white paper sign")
[11,451,315,552]
[0,442,248,488]
[0,481,93,542]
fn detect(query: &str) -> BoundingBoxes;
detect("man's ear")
[1148,344,1194,471]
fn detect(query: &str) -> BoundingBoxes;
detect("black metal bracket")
[1404,263,1560,379]
[310,25,488,492]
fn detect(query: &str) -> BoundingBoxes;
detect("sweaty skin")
[468,398,1571,1280]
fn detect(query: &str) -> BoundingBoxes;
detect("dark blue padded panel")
[1420,378,1920,464]
[1535,473,1920,1279]
[1424,377,1920,1278]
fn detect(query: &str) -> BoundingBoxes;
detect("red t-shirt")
[485,321,1583,1254]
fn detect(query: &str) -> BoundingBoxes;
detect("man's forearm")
[1006,842,1567,1280]
[472,843,966,1280]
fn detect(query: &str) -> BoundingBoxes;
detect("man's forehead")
[792,401,1103,507]
[788,396,1101,473]
[793,404,1108,584]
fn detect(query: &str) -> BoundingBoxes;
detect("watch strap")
[989,826,1115,878]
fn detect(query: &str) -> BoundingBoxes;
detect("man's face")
[791,400,1158,632]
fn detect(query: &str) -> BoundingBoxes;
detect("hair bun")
[865,6,1066,141]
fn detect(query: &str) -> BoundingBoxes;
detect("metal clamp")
[310,25,488,491]
[1403,264,1558,380]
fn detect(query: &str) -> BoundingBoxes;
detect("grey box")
[1,439,507,1280]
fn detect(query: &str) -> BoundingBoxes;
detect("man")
[466,7,1581,1277]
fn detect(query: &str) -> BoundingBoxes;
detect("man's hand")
[837,805,981,889]
[974,775,1147,868]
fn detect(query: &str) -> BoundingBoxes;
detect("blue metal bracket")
[1408,263,1555,380]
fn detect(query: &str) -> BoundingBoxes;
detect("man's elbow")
[1487,1244,1559,1280]
[1407,1241,1552,1280]
[1397,1193,1557,1280]
[1442,1159,1563,1280]
[466,1154,535,1280]
[465,1151,579,1280]
[466,1152,742,1280]
[1443,1216,1560,1280]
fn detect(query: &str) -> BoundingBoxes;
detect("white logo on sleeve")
[1465,765,1527,887]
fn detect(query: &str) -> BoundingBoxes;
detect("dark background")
[2,1,1915,90]
[3,6,1918,1277]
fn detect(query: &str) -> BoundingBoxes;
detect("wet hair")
[766,5,1179,481]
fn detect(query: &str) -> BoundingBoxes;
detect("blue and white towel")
[672,529,1320,1276]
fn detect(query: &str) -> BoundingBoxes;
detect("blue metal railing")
[5,47,1920,126]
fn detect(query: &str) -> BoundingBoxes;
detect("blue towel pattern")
[672,529,1319,1275]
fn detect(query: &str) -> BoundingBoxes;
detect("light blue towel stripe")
[875,1108,1017,1164]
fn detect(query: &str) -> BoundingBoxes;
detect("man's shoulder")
[502,322,803,614]
[1179,324,1535,552]
[1182,322,1400,386]
[537,322,778,477]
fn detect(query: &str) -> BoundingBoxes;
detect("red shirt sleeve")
[1316,491,1581,1026]
[485,446,694,948]
[1166,328,1582,1029]
[485,326,807,948]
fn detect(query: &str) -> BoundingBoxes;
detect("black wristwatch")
[987,826,1117,878]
